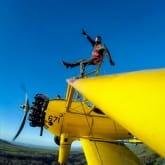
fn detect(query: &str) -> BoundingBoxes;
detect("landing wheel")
[54,136,60,145]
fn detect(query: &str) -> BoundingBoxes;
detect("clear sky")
[0,0,165,147]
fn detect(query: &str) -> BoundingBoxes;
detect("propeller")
[13,94,30,141]
[13,83,49,141]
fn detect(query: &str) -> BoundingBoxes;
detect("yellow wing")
[68,68,165,158]
[80,138,141,165]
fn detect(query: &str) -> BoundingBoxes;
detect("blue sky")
[0,0,165,147]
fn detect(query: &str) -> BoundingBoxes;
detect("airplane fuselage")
[44,99,132,141]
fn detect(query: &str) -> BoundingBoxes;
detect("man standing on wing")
[62,29,115,77]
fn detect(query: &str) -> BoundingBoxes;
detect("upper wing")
[80,138,141,165]
[68,68,165,158]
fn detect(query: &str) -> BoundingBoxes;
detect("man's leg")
[62,60,84,68]
[80,62,85,77]
[80,58,95,77]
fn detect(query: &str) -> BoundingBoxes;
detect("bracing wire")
[81,101,103,165]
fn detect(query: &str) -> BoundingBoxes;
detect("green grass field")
[0,139,86,165]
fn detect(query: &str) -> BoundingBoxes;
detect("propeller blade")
[13,110,29,141]
[13,94,30,141]
[21,84,29,110]
[25,94,29,111]
[20,83,27,94]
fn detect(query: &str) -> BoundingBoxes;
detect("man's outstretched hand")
[110,59,115,66]
[82,29,87,36]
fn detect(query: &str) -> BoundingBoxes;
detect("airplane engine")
[29,94,49,131]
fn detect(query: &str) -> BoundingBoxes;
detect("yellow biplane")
[13,65,165,165]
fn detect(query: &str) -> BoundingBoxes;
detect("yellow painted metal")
[58,134,73,164]
[45,99,131,139]
[65,84,75,111]
[80,138,142,165]
[68,68,165,157]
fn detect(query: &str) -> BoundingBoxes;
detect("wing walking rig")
[13,63,165,164]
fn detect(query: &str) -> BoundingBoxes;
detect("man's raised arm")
[104,44,115,66]
[82,29,95,46]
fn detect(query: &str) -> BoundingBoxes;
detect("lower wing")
[80,138,142,165]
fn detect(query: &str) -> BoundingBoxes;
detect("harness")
[92,44,104,64]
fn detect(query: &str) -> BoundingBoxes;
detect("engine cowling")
[29,94,49,128]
